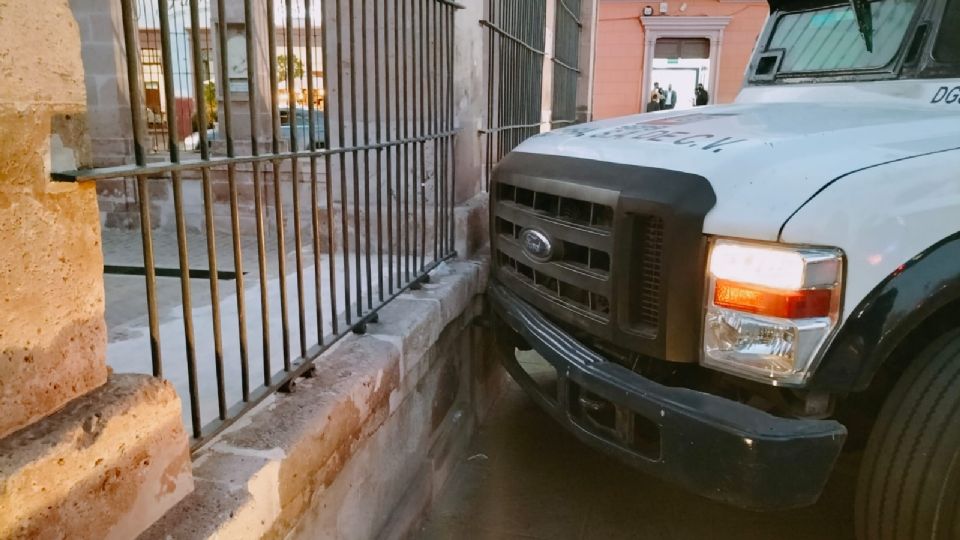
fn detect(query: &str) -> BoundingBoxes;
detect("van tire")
[855,330,960,539]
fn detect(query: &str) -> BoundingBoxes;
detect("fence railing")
[56,0,462,448]
[481,0,547,189]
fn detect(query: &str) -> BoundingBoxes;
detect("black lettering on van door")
[947,87,960,104]
[631,129,672,141]
[702,137,747,153]
[674,134,713,147]
[932,86,949,103]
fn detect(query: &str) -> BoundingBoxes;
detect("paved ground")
[101,226,294,342]
[416,363,859,540]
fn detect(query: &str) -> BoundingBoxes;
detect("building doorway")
[650,38,710,110]
[638,16,731,111]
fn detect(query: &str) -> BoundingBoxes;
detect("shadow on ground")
[416,371,858,540]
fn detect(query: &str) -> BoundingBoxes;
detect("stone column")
[212,0,275,155]
[0,2,194,537]
[0,0,109,443]
[576,0,599,123]
[452,0,486,204]
[70,0,136,168]
[541,0,557,133]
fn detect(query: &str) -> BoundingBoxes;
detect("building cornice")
[639,15,733,32]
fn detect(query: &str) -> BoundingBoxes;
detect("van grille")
[497,251,611,321]
[491,151,718,363]
[493,181,666,339]
[498,183,615,229]
[632,215,665,333]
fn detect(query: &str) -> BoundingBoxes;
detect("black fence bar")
[267,0,292,375]
[119,0,163,381]
[383,0,394,296]
[394,0,404,291]
[215,0,251,405]
[304,0,323,345]
[348,0,362,320]
[362,0,374,312]
[285,0,308,361]
[402,0,411,283]
[189,0,228,421]
[319,0,340,338]
[334,0,353,329]
[245,0,273,392]
[374,0,386,302]
[61,0,461,449]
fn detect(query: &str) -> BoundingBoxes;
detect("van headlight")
[701,239,844,386]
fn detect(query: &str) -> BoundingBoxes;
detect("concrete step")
[0,374,194,540]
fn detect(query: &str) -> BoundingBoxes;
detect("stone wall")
[142,253,505,539]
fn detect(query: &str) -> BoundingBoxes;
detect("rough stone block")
[374,297,443,379]
[0,106,54,188]
[0,374,194,540]
[0,0,86,107]
[0,182,109,439]
[454,191,489,260]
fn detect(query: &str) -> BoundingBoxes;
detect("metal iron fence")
[56,0,461,447]
[481,0,547,189]
[551,0,582,127]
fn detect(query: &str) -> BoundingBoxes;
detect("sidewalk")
[415,354,858,540]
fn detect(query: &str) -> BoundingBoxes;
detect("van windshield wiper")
[850,0,874,52]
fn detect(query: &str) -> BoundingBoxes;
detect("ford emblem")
[520,229,554,262]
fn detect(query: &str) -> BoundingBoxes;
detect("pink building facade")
[593,0,769,119]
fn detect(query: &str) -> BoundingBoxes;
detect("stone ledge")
[142,255,491,540]
[0,374,194,540]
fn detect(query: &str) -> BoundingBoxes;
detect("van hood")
[516,95,960,240]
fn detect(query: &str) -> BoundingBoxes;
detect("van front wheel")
[855,330,960,539]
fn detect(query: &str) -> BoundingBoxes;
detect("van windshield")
[767,0,920,73]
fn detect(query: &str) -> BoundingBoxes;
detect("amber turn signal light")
[713,280,833,319]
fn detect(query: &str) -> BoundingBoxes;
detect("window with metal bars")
[481,1,548,189]
[481,0,588,189]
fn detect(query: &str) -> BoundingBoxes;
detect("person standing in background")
[646,90,661,113]
[663,84,677,110]
[695,83,709,106]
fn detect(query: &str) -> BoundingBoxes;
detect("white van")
[489,1,960,537]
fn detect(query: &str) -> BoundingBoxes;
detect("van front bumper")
[489,281,847,510]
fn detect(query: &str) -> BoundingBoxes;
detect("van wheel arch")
[836,298,960,450]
